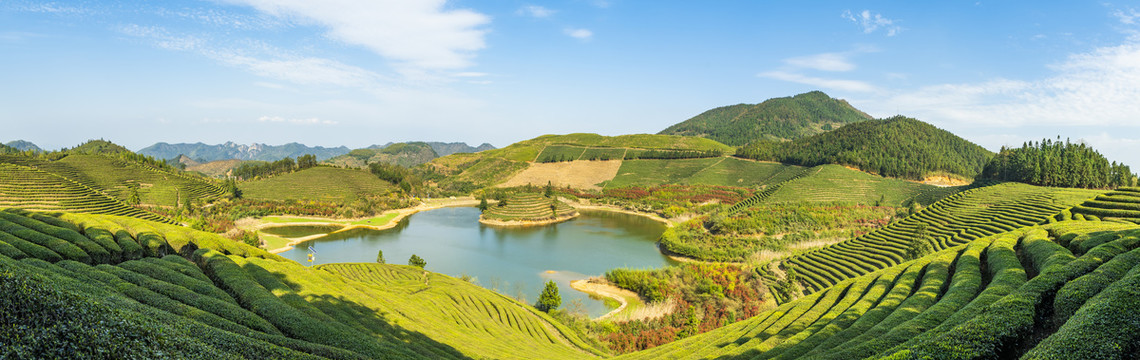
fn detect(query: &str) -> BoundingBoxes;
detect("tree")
[408,254,426,268]
[126,186,141,206]
[478,198,489,212]
[907,223,934,260]
[536,280,561,312]
[376,249,385,264]
[544,181,554,197]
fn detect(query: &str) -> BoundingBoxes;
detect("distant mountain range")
[138,141,495,163]
[659,91,873,146]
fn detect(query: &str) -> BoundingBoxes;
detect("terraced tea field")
[0,154,226,206]
[1068,187,1140,223]
[619,221,1140,359]
[482,193,577,221]
[239,166,398,202]
[0,210,604,359]
[0,164,172,223]
[781,182,1102,293]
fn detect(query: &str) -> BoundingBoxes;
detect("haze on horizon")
[2,1,1140,167]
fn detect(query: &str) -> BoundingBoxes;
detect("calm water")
[280,207,677,317]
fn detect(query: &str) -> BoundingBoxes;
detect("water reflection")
[281,207,675,317]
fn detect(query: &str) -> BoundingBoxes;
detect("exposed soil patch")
[498,160,622,190]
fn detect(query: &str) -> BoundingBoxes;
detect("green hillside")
[659,91,873,146]
[325,142,440,168]
[737,116,993,180]
[0,210,602,359]
[0,153,226,207]
[619,221,1140,359]
[239,166,398,202]
[430,133,732,190]
[0,164,173,223]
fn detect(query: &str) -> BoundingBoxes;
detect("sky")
[2,1,1140,167]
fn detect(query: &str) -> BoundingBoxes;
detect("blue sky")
[2,1,1140,167]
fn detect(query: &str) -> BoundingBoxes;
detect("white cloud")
[758,71,877,92]
[880,41,1140,128]
[517,5,555,18]
[222,0,489,70]
[120,25,385,88]
[784,53,856,72]
[843,10,902,36]
[1114,8,1138,25]
[564,28,593,40]
[258,116,338,125]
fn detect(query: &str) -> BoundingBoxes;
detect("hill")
[429,133,733,191]
[369,141,496,157]
[239,166,397,202]
[620,220,1140,359]
[138,142,351,162]
[0,210,603,359]
[4,140,42,152]
[480,193,578,225]
[70,139,132,155]
[659,91,873,146]
[737,116,993,180]
[326,142,440,168]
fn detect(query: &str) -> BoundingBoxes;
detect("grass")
[240,166,397,202]
[0,210,604,359]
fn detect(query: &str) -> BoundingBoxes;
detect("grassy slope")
[605,157,804,189]
[430,133,733,189]
[620,221,1140,359]
[0,163,173,223]
[0,210,602,359]
[0,154,226,206]
[764,164,962,206]
[239,166,396,202]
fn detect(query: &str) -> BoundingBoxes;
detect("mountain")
[325,142,441,168]
[736,116,993,180]
[659,91,873,146]
[3,140,42,152]
[137,142,351,162]
[174,154,201,168]
[367,141,495,157]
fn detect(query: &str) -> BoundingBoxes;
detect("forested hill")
[325,142,441,168]
[658,91,873,146]
[736,116,993,180]
[3,140,42,152]
[138,142,351,162]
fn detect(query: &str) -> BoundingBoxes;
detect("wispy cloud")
[564,28,593,40]
[784,53,856,72]
[1114,8,1138,25]
[258,116,338,125]
[119,25,384,88]
[221,0,490,71]
[843,10,902,36]
[882,40,1140,128]
[759,71,876,92]
[13,2,92,15]
[517,5,555,18]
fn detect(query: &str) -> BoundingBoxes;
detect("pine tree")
[376,250,385,264]
[536,280,561,312]
[408,254,426,268]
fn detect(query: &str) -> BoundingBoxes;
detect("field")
[0,163,173,223]
[605,157,806,188]
[620,221,1140,359]
[482,193,577,221]
[0,154,226,207]
[0,210,604,359]
[498,160,622,190]
[240,166,398,202]
[763,164,962,206]
[1068,186,1140,223]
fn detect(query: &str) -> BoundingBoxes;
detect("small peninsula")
[479,193,579,226]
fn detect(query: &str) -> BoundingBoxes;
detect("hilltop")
[325,142,440,168]
[138,141,351,162]
[3,140,42,152]
[368,141,495,157]
[659,91,872,146]
[737,116,993,180]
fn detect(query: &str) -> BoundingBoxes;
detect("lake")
[279,206,678,317]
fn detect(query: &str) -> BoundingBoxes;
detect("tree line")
[735,116,993,180]
[981,138,1136,189]
[231,154,318,180]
